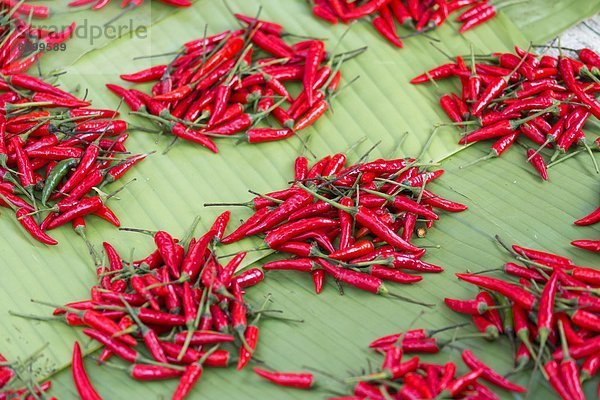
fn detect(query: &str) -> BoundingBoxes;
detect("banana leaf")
[504,0,600,43]
[1,0,598,399]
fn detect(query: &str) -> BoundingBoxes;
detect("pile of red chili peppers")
[0,351,55,399]
[572,204,600,254]
[209,153,467,301]
[36,214,299,399]
[110,14,357,152]
[412,46,600,179]
[0,74,143,245]
[309,0,517,48]
[445,238,600,399]
[68,0,192,9]
[345,342,524,398]
[248,328,525,398]
[0,2,75,74]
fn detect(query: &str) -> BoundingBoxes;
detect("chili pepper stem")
[580,139,600,174]
[203,201,253,208]
[460,152,496,169]
[247,190,285,204]
[546,150,582,168]
[8,310,62,322]
[128,124,162,134]
[494,235,520,257]
[297,183,354,213]
[119,227,157,236]
[177,285,209,361]
[384,289,435,307]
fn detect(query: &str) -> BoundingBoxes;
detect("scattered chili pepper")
[253,367,314,389]
[72,341,102,400]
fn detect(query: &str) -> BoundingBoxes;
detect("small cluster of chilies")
[412,46,600,180]
[309,0,506,48]
[572,204,600,253]
[246,329,526,398]
[445,241,600,399]
[341,341,523,398]
[214,154,467,300]
[0,352,55,400]
[0,74,144,245]
[0,2,74,74]
[110,14,349,152]
[68,0,192,9]
[54,214,278,400]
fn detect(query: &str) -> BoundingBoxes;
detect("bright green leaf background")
[1,1,598,399]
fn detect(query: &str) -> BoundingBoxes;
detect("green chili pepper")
[41,158,77,206]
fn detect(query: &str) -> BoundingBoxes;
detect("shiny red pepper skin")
[456,273,536,310]
[72,342,102,400]
[253,368,314,389]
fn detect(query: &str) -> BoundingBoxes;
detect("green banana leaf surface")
[0,0,598,399]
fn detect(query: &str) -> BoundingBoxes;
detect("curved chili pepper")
[46,197,104,230]
[253,367,314,389]
[456,273,536,310]
[71,342,102,400]
[15,208,57,245]
[462,349,525,392]
[559,57,600,119]
[310,269,326,294]
[574,206,600,226]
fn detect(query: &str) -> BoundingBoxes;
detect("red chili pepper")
[14,208,57,245]
[253,367,314,389]
[45,197,103,230]
[313,4,338,24]
[368,265,423,284]
[557,320,586,400]
[579,48,600,70]
[512,244,574,267]
[570,309,600,332]
[171,362,203,400]
[411,63,459,84]
[231,268,264,289]
[439,94,463,122]
[372,16,403,48]
[237,323,259,371]
[71,342,102,400]
[459,5,496,33]
[220,207,270,244]
[456,273,536,310]
[264,217,338,248]
[571,239,600,253]
[121,65,167,83]
[575,206,600,226]
[522,148,549,180]
[581,353,600,381]
[328,240,374,261]
[559,57,600,119]
[310,269,326,294]
[294,99,329,131]
[245,192,314,236]
[83,328,139,363]
[535,271,559,349]
[124,364,183,381]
